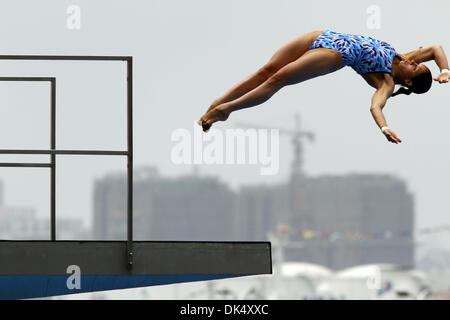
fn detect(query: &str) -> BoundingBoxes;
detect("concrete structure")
[235,183,291,241]
[234,173,415,270]
[93,167,237,241]
[0,206,46,240]
[0,199,87,241]
[286,174,414,269]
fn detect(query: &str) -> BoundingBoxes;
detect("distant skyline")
[0,0,448,251]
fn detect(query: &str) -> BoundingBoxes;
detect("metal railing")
[0,55,133,268]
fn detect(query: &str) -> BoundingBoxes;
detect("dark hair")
[392,66,432,97]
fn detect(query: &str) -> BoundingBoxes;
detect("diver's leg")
[199,48,344,131]
[205,30,325,113]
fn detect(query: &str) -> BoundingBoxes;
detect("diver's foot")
[198,105,230,132]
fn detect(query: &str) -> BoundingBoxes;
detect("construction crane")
[234,112,315,226]
[234,113,315,181]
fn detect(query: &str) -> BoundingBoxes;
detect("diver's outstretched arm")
[403,45,449,83]
[370,84,402,144]
[433,46,450,83]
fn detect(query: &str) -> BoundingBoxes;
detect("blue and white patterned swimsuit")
[309,29,402,75]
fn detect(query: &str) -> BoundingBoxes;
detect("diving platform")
[0,55,273,300]
[0,241,271,299]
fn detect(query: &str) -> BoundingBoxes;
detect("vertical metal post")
[50,78,56,241]
[126,57,133,268]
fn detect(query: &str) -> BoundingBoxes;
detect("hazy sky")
[0,0,449,250]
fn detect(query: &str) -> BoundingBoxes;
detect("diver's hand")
[383,128,402,144]
[434,71,450,83]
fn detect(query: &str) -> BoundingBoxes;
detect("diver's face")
[399,59,427,83]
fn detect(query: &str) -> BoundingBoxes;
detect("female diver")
[198,29,449,144]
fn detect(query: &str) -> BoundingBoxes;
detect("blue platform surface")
[0,274,246,300]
